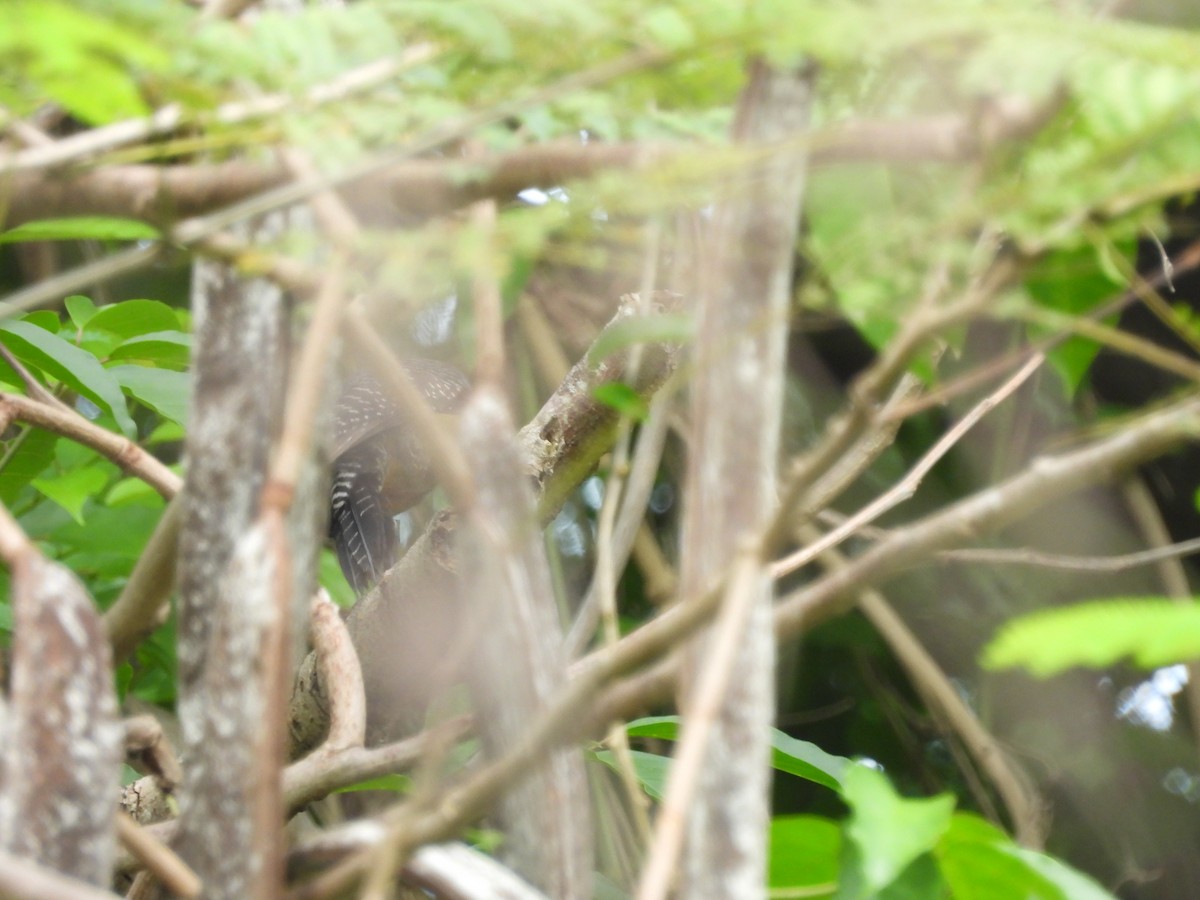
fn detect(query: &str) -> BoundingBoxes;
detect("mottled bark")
[458,386,592,898]
[0,554,121,886]
[172,248,291,898]
[675,62,812,898]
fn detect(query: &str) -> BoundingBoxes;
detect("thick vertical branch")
[669,61,812,899]
[172,247,290,899]
[458,387,593,898]
[0,508,121,886]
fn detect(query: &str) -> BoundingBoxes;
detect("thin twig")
[939,536,1200,571]
[772,352,1045,578]
[469,198,505,389]
[264,258,347,504]
[0,391,180,497]
[2,50,437,176]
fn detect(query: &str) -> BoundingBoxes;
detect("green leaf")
[936,813,1115,900]
[591,382,648,421]
[334,774,411,794]
[87,301,182,340]
[0,320,137,437]
[1004,846,1115,900]
[770,729,850,793]
[107,366,190,426]
[0,428,58,504]
[109,332,191,370]
[106,477,165,509]
[3,1,168,124]
[626,716,849,791]
[587,313,693,367]
[32,465,109,525]
[982,599,1200,676]
[841,764,955,896]
[0,217,160,245]
[64,295,98,330]
[768,815,840,896]
[1020,241,1134,394]
[591,748,670,801]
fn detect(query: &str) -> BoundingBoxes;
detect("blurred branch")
[4,93,1063,226]
[0,391,180,497]
[115,812,201,900]
[0,851,121,900]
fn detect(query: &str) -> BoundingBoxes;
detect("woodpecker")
[330,359,470,595]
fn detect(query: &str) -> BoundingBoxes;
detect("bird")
[329,359,470,595]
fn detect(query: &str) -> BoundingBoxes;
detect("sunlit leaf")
[109,332,192,370]
[983,599,1200,676]
[0,217,159,245]
[841,764,955,896]
[768,815,840,896]
[936,814,1115,900]
[334,774,411,794]
[591,381,648,420]
[88,301,182,340]
[64,296,98,330]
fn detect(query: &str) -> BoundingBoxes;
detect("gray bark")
[676,62,813,898]
[0,555,121,886]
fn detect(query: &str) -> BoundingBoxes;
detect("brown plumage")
[329,360,469,595]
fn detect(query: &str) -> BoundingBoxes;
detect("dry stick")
[772,352,1046,579]
[789,374,923,534]
[940,536,1200,571]
[2,49,438,176]
[265,259,347,500]
[469,198,505,389]
[767,261,990,551]
[0,851,121,900]
[284,718,471,814]
[585,223,664,848]
[636,548,761,900]
[6,87,1062,226]
[115,812,201,900]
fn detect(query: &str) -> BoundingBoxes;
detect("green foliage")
[0,217,160,245]
[591,382,649,421]
[0,1,168,123]
[616,716,1112,898]
[840,764,956,896]
[625,715,850,791]
[983,598,1200,676]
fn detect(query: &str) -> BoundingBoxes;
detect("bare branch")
[115,812,201,900]
[0,391,180,498]
[0,850,121,900]
[772,352,1046,579]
